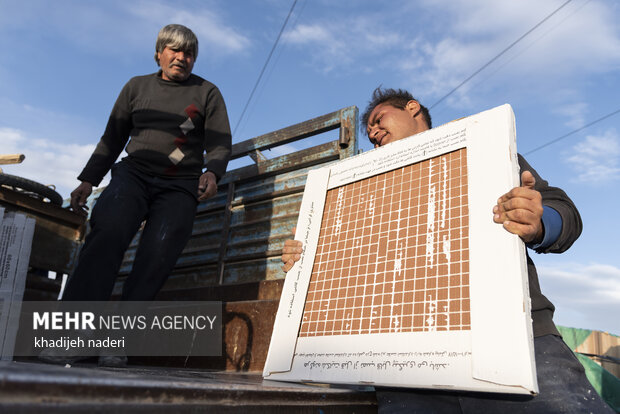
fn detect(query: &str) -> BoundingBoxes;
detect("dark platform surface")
[0,360,377,413]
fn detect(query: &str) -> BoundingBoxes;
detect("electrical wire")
[233,0,298,137]
[466,0,591,95]
[237,0,308,140]
[524,108,620,155]
[429,0,573,110]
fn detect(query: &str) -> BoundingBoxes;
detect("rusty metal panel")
[338,106,358,159]
[220,141,341,185]
[221,257,285,285]
[197,190,229,213]
[230,194,303,228]
[231,165,315,204]
[113,264,220,296]
[227,210,299,256]
[119,199,228,274]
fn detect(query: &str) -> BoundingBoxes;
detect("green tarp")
[557,325,620,412]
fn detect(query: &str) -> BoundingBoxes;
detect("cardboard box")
[0,210,36,360]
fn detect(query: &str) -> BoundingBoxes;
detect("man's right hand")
[493,171,544,244]
[70,181,93,216]
[281,227,303,272]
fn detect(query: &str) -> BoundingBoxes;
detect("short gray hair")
[154,24,198,65]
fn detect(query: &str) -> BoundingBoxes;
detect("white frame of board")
[263,104,537,395]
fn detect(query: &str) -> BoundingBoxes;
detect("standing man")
[41,24,231,367]
[282,88,613,412]
[65,24,230,302]
[50,24,230,353]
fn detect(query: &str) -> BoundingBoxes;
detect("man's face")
[366,101,429,148]
[157,46,195,82]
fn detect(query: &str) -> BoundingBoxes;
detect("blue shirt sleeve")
[527,206,562,250]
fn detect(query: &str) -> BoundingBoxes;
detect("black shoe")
[98,354,128,368]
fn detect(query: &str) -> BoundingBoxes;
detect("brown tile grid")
[299,148,470,337]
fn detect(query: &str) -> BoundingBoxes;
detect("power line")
[524,108,620,155]
[233,0,298,137]
[235,0,308,139]
[429,0,573,110]
[467,0,591,95]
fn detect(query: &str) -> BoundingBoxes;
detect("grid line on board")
[299,148,470,337]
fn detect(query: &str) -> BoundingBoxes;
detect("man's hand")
[493,170,544,244]
[70,181,93,216]
[198,171,218,201]
[281,227,303,272]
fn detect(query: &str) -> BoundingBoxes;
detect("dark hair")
[361,87,432,135]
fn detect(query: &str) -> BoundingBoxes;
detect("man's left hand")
[198,171,218,201]
[493,170,544,244]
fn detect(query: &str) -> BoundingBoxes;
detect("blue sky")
[1,0,619,334]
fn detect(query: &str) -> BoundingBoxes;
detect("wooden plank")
[0,154,25,165]
[0,187,84,227]
[575,330,620,378]
[0,189,85,273]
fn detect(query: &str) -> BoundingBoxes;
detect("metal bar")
[229,106,356,159]
[220,141,340,185]
[248,149,268,164]
[218,182,236,285]
[338,106,359,159]
[229,185,304,207]
[0,188,84,227]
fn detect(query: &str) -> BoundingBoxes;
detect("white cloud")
[282,18,405,73]
[0,0,250,60]
[0,127,22,146]
[408,0,620,102]
[566,129,620,183]
[279,0,620,109]
[283,23,352,72]
[427,0,620,71]
[537,261,620,333]
[125,1,251,56]
[0,127,106,200]
[552,96,589,130]
[285,24,332,44]
[0,96,102,148]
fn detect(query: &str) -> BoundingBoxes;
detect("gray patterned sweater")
[78,72,231,185]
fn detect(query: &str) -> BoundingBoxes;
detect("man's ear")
[405,100,421,118]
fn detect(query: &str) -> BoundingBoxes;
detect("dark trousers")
[62,161,198,301]
[376,334,614,413]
